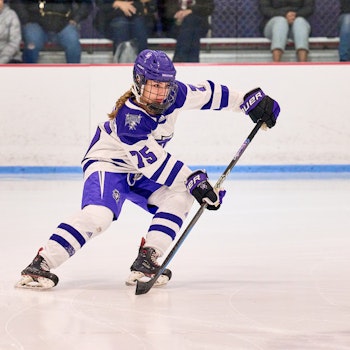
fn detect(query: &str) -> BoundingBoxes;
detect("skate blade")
[15,275,55,290]
[125,271,169,288]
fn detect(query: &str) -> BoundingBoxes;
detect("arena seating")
[38,0,341,63]
[210,0,340,38]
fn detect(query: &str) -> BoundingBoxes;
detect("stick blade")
[135,280,154,295]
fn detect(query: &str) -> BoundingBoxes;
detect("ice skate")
[125,238,172,287]
[15,251,59,290]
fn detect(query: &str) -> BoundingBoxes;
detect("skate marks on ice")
[1,177,350,350]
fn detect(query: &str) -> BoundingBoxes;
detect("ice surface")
[1,176,350,350]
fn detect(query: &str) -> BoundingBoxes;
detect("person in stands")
[259,0,315,62]
[93,0,157,61]
[11,0,92,63]
[338,0,350,61]
[158,0,214,62]
[0,0,22,63]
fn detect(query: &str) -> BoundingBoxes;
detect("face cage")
[143,81,178,115]
[133,74,178,115]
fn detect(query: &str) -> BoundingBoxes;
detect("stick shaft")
[215,120,263,188]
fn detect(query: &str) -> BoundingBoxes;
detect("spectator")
[339,0,350,61]
[11,0,92,63]
[158,0,214,62]
[259,0,314,62]
[93,0,157,60]
[0,0,22,63]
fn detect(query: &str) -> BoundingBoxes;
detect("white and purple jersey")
[82,80,244,192]
[41,80,244,264]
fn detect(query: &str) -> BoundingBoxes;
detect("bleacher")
[38,0,341,63]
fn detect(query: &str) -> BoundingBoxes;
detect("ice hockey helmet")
[132,49,178,114]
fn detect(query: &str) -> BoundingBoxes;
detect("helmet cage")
[147,80,178,115]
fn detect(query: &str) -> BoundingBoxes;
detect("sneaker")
[15,250,59,290]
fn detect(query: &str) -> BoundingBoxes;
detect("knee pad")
[42,206,113,269]
[69,205,114,238]
[150,187,194,219]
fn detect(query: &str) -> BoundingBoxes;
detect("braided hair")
[108,88,134,120]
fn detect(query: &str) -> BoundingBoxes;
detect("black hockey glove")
[185,170,226,210]
[240,88,280,128]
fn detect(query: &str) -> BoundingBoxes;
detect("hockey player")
[16,49,280,290]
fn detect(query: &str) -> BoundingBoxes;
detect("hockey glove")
[240,88,280,128]
[185,170,226,210]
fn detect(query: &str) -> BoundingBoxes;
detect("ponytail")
[108,89,134,120]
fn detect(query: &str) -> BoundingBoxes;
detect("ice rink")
[1,174,350,350]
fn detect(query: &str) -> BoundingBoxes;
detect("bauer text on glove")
[240,88,280,128]
[185,170,226,210]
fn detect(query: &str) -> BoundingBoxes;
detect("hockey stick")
[135,120,264,295]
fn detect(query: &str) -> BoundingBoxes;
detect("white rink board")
[1,63,349,166]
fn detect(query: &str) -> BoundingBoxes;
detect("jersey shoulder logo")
[125,113,142,130]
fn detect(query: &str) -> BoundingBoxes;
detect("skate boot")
[125,238,172,287]
[15,250,59,290]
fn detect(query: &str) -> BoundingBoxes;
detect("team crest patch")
[125,113,142,130]
[112,189,120,203]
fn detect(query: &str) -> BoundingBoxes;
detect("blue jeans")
[173,14,209,62]
[339,14,350,61]
[264,16,311,51]
[109,16,148,54]
[22,23,82,63]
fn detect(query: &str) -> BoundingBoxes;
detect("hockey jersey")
[82,80,244,192]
